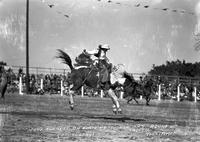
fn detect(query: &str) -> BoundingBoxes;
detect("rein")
[81,66,96,86]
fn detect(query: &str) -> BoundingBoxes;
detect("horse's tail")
[56,49,74,70]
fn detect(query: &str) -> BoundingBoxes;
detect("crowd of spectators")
[7,68,69,95]
[145,75,200,101]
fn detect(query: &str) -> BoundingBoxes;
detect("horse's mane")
[77,51,91,59]
[56,49,74,70]
[74,52,93,67]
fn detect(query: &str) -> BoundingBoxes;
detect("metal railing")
[10,65,70,76]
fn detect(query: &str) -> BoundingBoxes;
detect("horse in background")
[109,64,155,105]
[56,49,122,114]
[121,73,156,105]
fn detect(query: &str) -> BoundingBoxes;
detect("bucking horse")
[56,49,122,114]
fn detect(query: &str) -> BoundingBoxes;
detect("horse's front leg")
[107,89,122,114]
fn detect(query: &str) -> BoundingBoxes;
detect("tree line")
[148,60,200,77]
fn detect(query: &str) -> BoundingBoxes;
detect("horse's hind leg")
[68,85,75,110]
[68,90,75,110]
[107,89,122,114]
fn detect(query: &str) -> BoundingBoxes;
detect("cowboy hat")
[99,44,110,50]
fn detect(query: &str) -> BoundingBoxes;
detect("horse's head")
[123,79,139,99]
[122,72,136,88]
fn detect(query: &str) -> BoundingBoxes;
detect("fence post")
[158,84,161,101]
[120,91,124,99]
[177,84,180,102]
[100,90,104,98]
[61,80,64,96]
[40,78,43,90]
[194,87,197,103]
[19,76,23,95]
[81,86,84,97]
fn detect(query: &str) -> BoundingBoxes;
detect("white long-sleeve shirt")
[86,49,109,62]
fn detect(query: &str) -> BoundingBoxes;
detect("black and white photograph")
[0,0,200,141]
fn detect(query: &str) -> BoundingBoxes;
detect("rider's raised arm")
[85,49,99,55]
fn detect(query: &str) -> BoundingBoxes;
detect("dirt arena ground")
[0,93,200,142]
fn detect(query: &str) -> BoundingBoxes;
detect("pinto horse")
[56,49,122,114]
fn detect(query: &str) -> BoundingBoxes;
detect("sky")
[0,0,200,73]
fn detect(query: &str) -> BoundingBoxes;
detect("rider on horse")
[84,44,112,87]
[57,46,122,113]
[75,44,112,89]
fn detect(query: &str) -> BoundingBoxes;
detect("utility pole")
[26,0,30,94]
